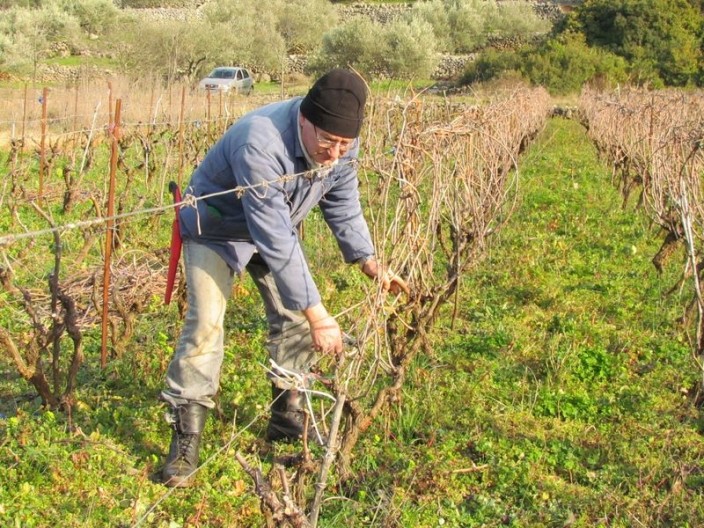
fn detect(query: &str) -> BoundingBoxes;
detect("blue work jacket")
[179,97,375,311]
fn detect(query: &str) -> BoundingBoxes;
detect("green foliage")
[275,0,338,54]
[404,0,549,54]
[0,2,81,71]
[576,0,704,86]
[0,0,42,7]
[405,0,453,53]
[447,0,492,53]
[461,32,630,95]
[460,48,523,85]
[117,18,215,83]
[0,0,552,83]
[522,32,629,94]
[487,0,551,40]
[202,0,285,73]
[0,0,125,73]
[58,0,121,36]
[117,0,336,81]
[459,0,704,93]
[115,0,200,6]
[308,15,438,80]
[380,18,439,79]
[306,17,384,78]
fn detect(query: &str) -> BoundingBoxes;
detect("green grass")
[2,116,704,526]
[45,56,117,69]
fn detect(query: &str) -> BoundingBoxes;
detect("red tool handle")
[165,181,183,305]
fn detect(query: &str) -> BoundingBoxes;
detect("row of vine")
[578,86,704,392]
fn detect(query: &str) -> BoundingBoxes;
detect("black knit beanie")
[300,69,367,139]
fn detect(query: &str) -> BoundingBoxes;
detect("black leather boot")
[266,385,323,444]
[161,403,208,488]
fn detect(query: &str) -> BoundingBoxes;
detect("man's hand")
[360,258,410,295]
[303,304,343,356]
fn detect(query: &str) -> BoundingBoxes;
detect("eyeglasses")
[313,125,354,154]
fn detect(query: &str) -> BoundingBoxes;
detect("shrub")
[199,0,330,73]
[118,18,220,83]
[202,0,285,74]
[405,0,453,53]
[459,32,630,95]
[448,0,491,53]
[0,0,41,7]
[58,0,121,36]
[522,32,629,94]
[0,3,81,71]
[276,0,337,54]
[114,0,200,7]
[575,0,703,86]
[405,0,548,55]
[308,16,439,81]
[120,0,318,82]
[306,17,384,78]
[380,19,439,79]
[487,0,551,40]
[460,48,522,85]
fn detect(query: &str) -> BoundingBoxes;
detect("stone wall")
[335,1,566,24]
[285,53,475,81]
[129,1,567,24]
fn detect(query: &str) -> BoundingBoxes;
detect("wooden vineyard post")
[20,82,28,154]
[178,86,186,187]
[39,87,48,203]
[101,98,121,368]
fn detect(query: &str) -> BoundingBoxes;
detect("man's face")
[300,116,355,166]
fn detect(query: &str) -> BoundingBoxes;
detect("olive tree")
[202,0,285,75]
[117,17,218,84]
[410,0,550,54]
[487,1,551,40]
[309,15,439,80]
[116,0,335,83]
[406,0,454,53]
[0,3,80,76]
[306,17,385,78]
[58,0,122,36]
[198,0,335,78]
[448,0,495,53]
[381,19,439,80]
[275,0,338,54]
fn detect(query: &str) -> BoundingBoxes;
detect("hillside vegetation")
[0,0,550,83]
[1,0,702,94]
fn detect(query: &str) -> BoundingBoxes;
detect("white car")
[198,67,254,94]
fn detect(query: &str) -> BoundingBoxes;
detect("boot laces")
[172,424,197,459]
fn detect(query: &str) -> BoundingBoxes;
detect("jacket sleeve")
[234,144,321,311]
[318,150,376,264]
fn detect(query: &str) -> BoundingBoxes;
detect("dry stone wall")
[128,1,568,25]
[335,1,566,24]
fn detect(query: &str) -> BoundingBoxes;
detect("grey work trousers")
[161,240,316,409]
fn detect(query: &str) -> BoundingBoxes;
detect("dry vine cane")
[0,204,84,410]
[580,86,704,390]
[235,86,551,527]
[335,86,551,475]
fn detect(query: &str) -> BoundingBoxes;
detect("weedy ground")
[2,117,704,527]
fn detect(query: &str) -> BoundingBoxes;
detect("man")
[160,69,408,488]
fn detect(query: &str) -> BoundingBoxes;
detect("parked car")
[197,67,254,94]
